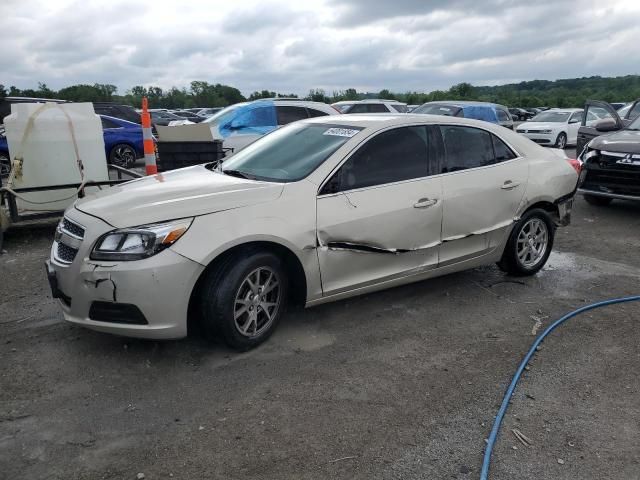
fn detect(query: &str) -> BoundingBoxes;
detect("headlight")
[90,218,193,261]
[540,129,553,134]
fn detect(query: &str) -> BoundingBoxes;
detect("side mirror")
[569,118,579,124]
[595,118,619,132]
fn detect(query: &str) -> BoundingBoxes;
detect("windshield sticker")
[323,128,360,138]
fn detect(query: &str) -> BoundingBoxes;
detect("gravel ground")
[1,195,639,480]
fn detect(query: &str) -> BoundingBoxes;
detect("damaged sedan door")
[438,125,528,265]
[316,125,443,295]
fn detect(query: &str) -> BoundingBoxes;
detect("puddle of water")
[542,251,640,280]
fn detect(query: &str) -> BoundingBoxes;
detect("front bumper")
[578,188,640,202]
[516,131,554,145]
[48,208,204,340]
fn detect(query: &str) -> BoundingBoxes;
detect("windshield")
[531,111,570,122]
[201,103,247,125]
[412,104,462,116]
[220,123,362,182]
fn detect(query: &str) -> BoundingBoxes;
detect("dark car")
[577,100,640,205]
[576,99,640,154]
[93,103,141,124]
[1,114,146,175]
[149,110,185,126]
[509,108,534,121]
[413,101,514,129]
[171,110,204,123]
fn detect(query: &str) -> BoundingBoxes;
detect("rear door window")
[492,134,517,162]
[390,104,408,113]
[101,118,120,129]
[306,108,329,118]
[440,125,495,172]
[345,104,368,114]
[276,106,309,125]
[367,104,389,113]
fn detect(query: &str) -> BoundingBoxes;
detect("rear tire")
[108,144,136,168]
[584,194,613,206]
[200,250,288,351]
[498,209,555,276]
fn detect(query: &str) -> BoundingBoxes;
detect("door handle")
[414,198,438,208]
[501,180,521,190]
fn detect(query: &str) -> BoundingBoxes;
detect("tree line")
[2,75,640,110]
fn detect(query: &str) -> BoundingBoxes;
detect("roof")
[421,100,508,108]
[544,108,583,112]
[304,113,501,129]
[353,99,407,105]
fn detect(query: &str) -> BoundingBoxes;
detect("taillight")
[566,158,582,174]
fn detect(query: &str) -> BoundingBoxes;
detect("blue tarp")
[460,104,500,124]
[218,101,278,138]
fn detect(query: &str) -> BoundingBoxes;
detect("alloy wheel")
[516,218,549,268]
[233,267,281,337]
[556,133,567,149]
[112,146,135,167]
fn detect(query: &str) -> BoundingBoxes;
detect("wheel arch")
[186,240,308,336]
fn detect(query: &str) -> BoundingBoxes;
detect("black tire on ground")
[554,132,567,149]
[108,144,137,168]
[498,208,555,276]
[583,194,613,206]
[200,249,288,351]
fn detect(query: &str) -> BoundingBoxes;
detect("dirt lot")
[1,195,639,480]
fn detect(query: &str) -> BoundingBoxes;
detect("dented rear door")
[316,125,443,295]
[438,125,528,265]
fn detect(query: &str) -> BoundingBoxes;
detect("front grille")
[531,138,551,144]
[56,243,79,263]
[62,218,85,239]
[583,158,640,197]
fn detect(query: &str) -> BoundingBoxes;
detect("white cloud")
[1,0,639,96]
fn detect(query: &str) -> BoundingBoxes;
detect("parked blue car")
[0,114,145,176]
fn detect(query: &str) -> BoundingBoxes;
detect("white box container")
[4,102,109,214]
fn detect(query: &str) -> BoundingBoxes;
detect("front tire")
[554,132,567,149]
[498,209,555,276]
[108,144,137,168]
[200,250,288,350]
[584,194,613,206]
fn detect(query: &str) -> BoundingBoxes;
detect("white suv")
[201,99,339,154]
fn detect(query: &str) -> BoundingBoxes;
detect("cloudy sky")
[1,0,639,96]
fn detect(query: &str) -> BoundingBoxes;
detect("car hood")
[589,129,640,154]
[75,165,284,228]
[518,122,562,130]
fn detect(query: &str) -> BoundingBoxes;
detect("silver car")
[47,115,579,350]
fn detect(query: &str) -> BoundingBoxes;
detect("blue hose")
[480,295,640,480]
